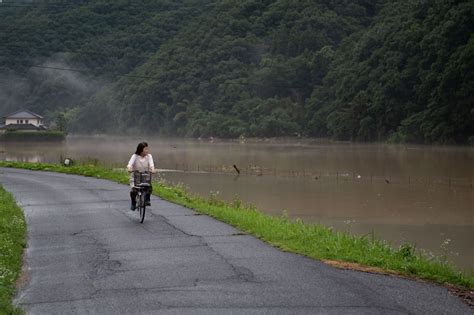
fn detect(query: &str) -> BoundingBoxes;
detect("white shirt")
[127,154,155,173]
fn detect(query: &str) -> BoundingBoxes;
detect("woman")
[127,142,155,210]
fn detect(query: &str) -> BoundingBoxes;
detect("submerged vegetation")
[0,161,472,292]
[0,0,472,143]
[0,185,26,314]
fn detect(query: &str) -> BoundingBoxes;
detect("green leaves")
[317,0,473,143]
[1,0,471,143]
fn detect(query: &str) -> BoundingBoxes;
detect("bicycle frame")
[132,171,152,223]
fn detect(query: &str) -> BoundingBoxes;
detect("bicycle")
[132,171,152,223]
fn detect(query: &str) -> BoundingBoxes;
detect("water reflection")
[1,136,473,272]
[1,141,66,164]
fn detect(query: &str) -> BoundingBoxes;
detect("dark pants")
[130,191,150,204]
[130,191,137,205]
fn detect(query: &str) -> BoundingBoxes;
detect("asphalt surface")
[0,167,471,314]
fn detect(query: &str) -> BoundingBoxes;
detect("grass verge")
[0,184,26,314]
[0,160,472,298]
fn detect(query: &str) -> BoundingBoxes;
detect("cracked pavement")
[0,167,471,314]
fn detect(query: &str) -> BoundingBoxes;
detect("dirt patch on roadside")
[321,259,473,308]
[444,284,474,308]
[16,249,29,290]
[322,260,399,276]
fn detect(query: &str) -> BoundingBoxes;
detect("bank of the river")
[0,161,473,301]
[0,131,65,142]
[0,184,26,314]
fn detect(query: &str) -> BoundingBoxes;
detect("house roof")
[4,109,43,119]
[0,124,47,130]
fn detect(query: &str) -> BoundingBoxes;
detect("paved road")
[0,168,471,314]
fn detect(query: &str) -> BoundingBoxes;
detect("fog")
[0,73,29,116]
[34,54,97,93]
[0,54,103,124]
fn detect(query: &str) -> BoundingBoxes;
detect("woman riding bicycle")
[127,142,155,210]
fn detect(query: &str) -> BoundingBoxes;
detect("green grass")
[0,160,473,293]
[0,185,26,314]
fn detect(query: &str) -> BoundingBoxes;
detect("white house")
[0,110,48,133]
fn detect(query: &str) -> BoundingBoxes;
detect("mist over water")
[1,135,473,272]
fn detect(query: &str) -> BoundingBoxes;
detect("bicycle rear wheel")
[138,192,146,223]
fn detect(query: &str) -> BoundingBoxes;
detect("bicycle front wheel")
[138,193,146,223]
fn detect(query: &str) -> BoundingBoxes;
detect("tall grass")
[0,185,26,314]
[0,160,472,291]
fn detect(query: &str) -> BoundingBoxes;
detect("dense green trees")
[0,0,472,143]
[311,0,474,143]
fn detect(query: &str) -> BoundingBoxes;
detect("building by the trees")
[0,110,48,133]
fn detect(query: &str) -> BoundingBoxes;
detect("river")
[1,135,473,272]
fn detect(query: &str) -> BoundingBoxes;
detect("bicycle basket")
[133,172,152,185]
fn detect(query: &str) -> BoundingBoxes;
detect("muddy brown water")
[1,136,473,272]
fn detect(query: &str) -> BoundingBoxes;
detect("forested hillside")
[0,0,472,143]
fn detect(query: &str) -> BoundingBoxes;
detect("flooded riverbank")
[1,136,472,271]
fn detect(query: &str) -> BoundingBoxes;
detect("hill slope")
[0,0,472,143]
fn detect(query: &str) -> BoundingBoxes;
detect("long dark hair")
[135,142,148,155]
